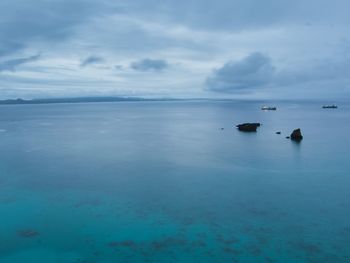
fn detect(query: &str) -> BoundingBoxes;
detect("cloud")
[131,58,168,71]
[206,52,275,93]
[0,54,40,72]
[206,49,350,97]
[0,0,111,55]
[80,56,105,67]
[0,41,24,57]
[126,0,350,32]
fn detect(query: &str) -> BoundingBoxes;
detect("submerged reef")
[17,229,39,238]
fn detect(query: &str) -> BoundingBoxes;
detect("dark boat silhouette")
[261,106,277,110]
[322,105,337,109]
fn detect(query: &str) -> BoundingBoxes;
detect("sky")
[1,0,350,99]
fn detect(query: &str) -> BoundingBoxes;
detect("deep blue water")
[0,101,349,262]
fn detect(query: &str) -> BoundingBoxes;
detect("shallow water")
[0,100,349,262]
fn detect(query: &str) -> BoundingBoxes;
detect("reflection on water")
[0,101,350,262]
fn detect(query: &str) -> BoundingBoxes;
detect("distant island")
[0,97,183,105]
[0,97,343,106]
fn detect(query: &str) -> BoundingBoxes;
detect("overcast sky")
[1,0,350,99]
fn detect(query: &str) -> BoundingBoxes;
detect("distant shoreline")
[0,97,184,105]
[0,97,345,106]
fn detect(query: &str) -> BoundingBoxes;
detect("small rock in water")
[276,131,281,134]
[286,136,290,139]
[290,128,303,141]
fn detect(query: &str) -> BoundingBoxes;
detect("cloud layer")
[131,59,168,71]
[0,55,40,72]
[0,0,109,56]
[1,0,350,99]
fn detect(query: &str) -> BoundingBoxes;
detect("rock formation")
[236,123,261,132]
[290,129,303,141]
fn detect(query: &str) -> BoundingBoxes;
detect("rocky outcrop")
[236,123,261,132]
[290,129,303,141]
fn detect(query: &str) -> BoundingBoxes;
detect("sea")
[0,100,349,262]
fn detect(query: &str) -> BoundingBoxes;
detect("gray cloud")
[206,50,350,96]
[0,0,111,55]
[80,56,105,67]
[276,57,350,87]
[127,0,350,31]
[0,54,40,72]
[131,59,168,71]
[0,41,24,57]
[206,52,275,93]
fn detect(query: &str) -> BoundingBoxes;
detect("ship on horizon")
[322,105,338,109]
[261,106,277,110]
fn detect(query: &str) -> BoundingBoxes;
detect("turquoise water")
[0,101,349,262]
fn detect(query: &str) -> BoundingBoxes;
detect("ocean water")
[0,100,349,263]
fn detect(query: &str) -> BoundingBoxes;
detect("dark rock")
[286,136,290,139]
[236,123,261,132]
[276,131,281,134]
[290,129,303,141]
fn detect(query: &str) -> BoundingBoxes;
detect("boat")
[261,106,277,110]
[322,105,338,109]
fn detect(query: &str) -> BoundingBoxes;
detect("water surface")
[0,101,349,262]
